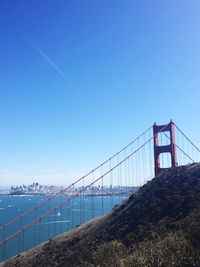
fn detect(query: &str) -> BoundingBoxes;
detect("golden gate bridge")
[0,120,200,261]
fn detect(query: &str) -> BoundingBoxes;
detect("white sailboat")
[57,210,61,216]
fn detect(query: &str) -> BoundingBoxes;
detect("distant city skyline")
[0,1,200,186]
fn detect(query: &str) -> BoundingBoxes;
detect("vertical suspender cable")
[67,203,70,232]
[131,142,134,187]
[82,177,85,223]
[34,207,37,245]
[182,132,185,165]
[48,200,50,239]
[120,162,122,202]
[124,149,127,194]
[101,165,104,216]
[53,206,56,237]
[92,171,94,219]
[176,127,181,165]
[143,134,146,185]
[135,142,138,187]
[117,154,120,203]
[166,133,170,167]
[137,139,140,186]
[149,129,153,179]
[160,133,164,168]
[127,157,130,191]
[2,238,6,261]
[79,183,82,225]
[60,193,63,234]
[109,159,113,210]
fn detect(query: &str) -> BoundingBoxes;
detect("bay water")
[0,194,122,261]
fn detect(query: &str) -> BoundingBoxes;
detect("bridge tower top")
[153,120,178,176]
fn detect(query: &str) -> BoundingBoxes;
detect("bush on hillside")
[124,233,200,267]
[80,232,200,267]
[78,240,126,267]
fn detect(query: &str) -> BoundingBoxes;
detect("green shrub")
[124,233,200,267]
[79,240,126,267]
[80,233,200,267]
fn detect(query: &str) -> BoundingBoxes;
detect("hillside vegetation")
[2,163,200,267]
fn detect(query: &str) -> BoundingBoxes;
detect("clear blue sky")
[0,0,200,186]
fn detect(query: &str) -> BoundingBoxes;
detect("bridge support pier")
[153,120,177,176]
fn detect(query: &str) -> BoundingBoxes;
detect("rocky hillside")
[2,163,200,267]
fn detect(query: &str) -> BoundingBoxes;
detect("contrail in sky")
[23,35,76,89]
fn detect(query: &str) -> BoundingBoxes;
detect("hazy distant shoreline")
[0,192,130,197]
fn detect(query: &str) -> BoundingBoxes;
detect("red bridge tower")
[153,120,177,176]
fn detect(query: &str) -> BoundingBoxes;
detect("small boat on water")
[57,211,61,216]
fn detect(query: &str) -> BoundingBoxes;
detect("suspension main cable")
[162,131,195,163]
[174,123,200,153]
